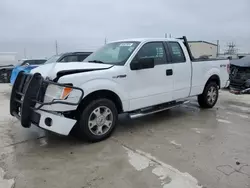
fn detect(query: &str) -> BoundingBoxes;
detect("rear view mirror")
[130,58,155,70]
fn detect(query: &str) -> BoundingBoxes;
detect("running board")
[129,100,189,119]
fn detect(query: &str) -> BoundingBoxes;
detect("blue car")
[10,59,46,85]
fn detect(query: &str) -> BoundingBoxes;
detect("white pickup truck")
[10,36,229,142]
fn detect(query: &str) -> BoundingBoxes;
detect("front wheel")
[76,98,118,142]
[198,82,219,108]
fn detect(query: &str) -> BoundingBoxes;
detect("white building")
[188,41,218,58]
[0,52,17,65]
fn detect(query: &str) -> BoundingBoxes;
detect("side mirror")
[130,58,155,70]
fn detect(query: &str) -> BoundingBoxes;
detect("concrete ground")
[1,84,250,188]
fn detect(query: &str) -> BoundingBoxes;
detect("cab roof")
[111,38,181,43]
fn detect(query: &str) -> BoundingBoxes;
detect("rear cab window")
[167,42,186,63]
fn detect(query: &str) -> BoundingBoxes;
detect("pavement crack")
[1,136,46,149]
[111,136,162,166]
[81,176,104,188]
[216,163,250,178]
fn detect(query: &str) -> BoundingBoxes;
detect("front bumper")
[10,72,83,135]
[229,79,250,94]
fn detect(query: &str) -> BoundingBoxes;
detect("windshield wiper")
[88,60,105,64]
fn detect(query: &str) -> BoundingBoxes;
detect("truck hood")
[230,56,250,67]
[0,64,14,70]
[30,62,113,80]
[0,64,14,68]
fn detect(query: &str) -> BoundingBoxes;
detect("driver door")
[126,42,174,111]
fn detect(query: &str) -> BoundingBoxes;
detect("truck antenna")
[55,40,59,55]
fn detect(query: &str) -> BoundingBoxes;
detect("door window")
[136,42,167,65]
[78,55,90,61]
[60,55,78,62]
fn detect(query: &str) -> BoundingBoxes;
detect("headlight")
[45,84,73,101]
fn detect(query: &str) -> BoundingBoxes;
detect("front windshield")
[84,41,139,65]
[44,55,60,64]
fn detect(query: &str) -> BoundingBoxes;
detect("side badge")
[112,75,127,79]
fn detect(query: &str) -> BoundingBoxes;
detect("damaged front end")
[10,71,83,131]
[230,62,250,94]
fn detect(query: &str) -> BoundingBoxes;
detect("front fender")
[80,78,129,111]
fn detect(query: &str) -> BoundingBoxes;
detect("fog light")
[45,117,52,127]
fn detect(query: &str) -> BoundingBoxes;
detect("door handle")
[166,69,173,76]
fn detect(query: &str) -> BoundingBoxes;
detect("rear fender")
[204,68,220,87]
[204,74,221,92]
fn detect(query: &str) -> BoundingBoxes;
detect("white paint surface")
[0,167,14,188]
[217,119,231,124]
[191,128,201,134]
[238,114,248,118]
[228,130,250,138]
[125,147,152,171]
[220,90,250,105]
[39,137,48,146]
[170,140,182,147]
[226,111,248,119]
[229,104,250,112]
[124,147,202,188]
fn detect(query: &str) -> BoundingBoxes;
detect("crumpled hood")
[30,62,113,79]
[230,56,250,67]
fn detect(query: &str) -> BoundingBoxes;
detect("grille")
[14,74,33,112]
[18,74,32,94]
[10,73,44,116]
[37,82,48,103]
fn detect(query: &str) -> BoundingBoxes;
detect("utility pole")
[104,38,107,45]
[216,40,220,57]
[55,40,58,55]
[224,42,238,55]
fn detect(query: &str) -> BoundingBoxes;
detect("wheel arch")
[77,89,124,114]
[205,74,221,89]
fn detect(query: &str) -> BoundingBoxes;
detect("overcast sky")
[0,0,249,59]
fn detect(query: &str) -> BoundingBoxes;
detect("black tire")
[75,98,118,142]
[198,82,219,108]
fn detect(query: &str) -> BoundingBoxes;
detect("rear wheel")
[76,98,118,142]
[198,82,219,108]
